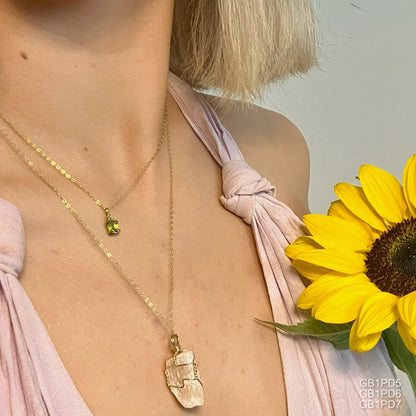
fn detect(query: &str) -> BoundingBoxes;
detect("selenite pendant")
[165,349,204,408]
[165,333,204,408]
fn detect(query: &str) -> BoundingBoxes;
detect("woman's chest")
[2,109,293,414]
[16,189,287,416]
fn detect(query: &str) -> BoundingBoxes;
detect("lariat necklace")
[0,108,165,236]
[0,97,204,409]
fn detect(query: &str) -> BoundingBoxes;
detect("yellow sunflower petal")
[285,236,322,260]
[328,200,380,241]
[296,248,366,274]
[403,154,416,217]
[292,259,333,281]
[349,319,382,353]
[355,292,399,337]
[407,323,416,340]
[359,164,407,223]
[397,291,416,327]
[328,199,355,220]
[397,320,416,355]
[296,272,370,310]
[303,214,373,251]
[334,183,387,232]
[312,281,380,323]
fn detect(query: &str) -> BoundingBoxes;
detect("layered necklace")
[0,111,165,236]
[0,96,204,408]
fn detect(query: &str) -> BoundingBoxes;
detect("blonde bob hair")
[170,0,317,111]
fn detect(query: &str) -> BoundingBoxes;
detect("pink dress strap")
[0,200,93,415]
[167,71,411,416]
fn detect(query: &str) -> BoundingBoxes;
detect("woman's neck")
[0,0,174,176]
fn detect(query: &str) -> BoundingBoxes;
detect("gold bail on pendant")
[170,332,182,355]
[104,208,120,235]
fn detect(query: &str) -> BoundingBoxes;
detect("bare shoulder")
[199,92,311,219]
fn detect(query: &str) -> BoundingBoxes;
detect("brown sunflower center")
[365,217,416,296]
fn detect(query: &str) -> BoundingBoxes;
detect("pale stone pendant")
[165,349,204,408]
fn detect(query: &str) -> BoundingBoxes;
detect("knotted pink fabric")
[0,71,412,415]
[0,201,93,415]
[220,160,276,225]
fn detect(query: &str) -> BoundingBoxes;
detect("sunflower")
[285,154,416,354]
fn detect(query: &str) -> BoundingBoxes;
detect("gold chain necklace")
[0,105,166,236]
[0,98,204,409]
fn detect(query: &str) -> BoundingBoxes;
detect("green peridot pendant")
[105,209,120,236]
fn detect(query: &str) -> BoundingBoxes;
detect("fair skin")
[0,0,309,415]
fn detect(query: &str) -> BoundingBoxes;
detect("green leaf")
[382,324,416,397]
[255,317,353,349]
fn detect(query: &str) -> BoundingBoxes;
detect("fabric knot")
[0,253,22,278]
[220,160,276,225]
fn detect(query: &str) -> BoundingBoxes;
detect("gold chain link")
[0,96,177,336]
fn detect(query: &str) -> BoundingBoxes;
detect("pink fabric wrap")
[0,201,93,416]
[0,71,411,415]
